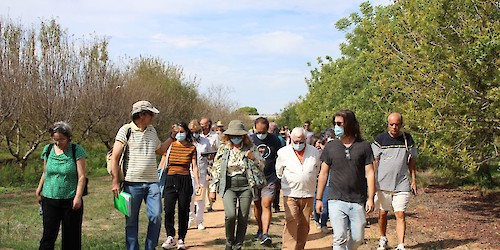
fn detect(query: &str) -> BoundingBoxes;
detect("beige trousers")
[282,196,314,250]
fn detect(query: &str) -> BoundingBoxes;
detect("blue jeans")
[123,182,162,250]
[313,189,329,227]
[328,200,366,250]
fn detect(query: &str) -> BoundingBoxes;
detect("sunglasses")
[345,148,351,160]
[334,121,344,126]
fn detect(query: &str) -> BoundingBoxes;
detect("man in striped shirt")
[110,100,175,250]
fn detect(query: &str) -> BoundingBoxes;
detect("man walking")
[200,117,221,212]
[316,109,375,250]
[110,100,175,250]
[276,127,321,249]
[372,113,418,250]
[303,121,315,145]
[251,117,283,246]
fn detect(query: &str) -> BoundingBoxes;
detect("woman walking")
[161,122,200,249]
[36,122,87,250]
[209,120,264,250]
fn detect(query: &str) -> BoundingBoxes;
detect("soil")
[179,185,499,249]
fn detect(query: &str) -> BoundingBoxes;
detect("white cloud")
[150,33,207,49]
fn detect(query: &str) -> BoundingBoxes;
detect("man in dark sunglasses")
[315,109,376,250]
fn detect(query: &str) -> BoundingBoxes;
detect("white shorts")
[375,190,410,212]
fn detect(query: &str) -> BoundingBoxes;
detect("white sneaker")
[396,243,405,250]
[161,236,176,249]
[197,223,205,230]
[177,239,186,249]
[377,236,388,250]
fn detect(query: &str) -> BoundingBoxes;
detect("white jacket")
[276,144,321,198]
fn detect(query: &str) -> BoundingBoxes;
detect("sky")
[2,0,392,115]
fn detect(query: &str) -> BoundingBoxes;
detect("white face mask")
[256,133,267,140]
[176,133,186,141]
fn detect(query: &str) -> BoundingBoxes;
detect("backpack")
[47,143,88,196]
[106,127,132,183]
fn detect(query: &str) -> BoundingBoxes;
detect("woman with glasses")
[208,120,264,250]
[160,122,200,250]
[36,121,88,250]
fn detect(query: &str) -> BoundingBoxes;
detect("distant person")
[160,122,200,249]
[303,121,315,145]
[208,120,265,250]
[187,119,214,230]
[215,120,225,136]
[372,113,418,250]
[200,117,221,212]
[268,122,285,213]
[250,117,283,246]
[316,110,376,250]
[280,126,291,145]
[36,122,87,250]
[269,122,286,147]
[313,129,334,233]
[110,100,174,250]
[276,127,321,249]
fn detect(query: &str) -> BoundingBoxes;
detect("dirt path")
[177,186,499,249]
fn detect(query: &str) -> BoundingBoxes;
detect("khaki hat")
[216,120,224,127]
[131,100,160,116]
[223,120,247,136]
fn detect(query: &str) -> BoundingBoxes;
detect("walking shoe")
[377,236,388,250]
[207,206,214,212]
[161,236,176,249]
[260,234,272,246]
[254,229,263,240]
[321,226,330,234]
[177,239,186,249]
[396,243,405,250]
[197,223,205,230]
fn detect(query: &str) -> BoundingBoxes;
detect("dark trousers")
[223,175,253,250]
[164,174,193,240]
[39,197,83,250]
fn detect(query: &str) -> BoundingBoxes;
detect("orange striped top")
[167,141,197,175]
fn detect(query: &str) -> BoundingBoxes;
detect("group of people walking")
[35,100,418,250]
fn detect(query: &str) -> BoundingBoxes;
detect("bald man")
[371,113,418,250]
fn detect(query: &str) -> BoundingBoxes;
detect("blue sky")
[2,0,391,114]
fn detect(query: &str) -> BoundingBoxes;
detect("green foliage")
[296,0,499,187]
[275,102,302,129]
[238,106,259,115]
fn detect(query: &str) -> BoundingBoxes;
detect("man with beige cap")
[110,100,175,250]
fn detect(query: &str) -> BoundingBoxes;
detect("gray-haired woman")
[208,120,264,250]
[35,121,88,250]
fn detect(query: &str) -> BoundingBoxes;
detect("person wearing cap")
[110,100,175,250]
[208,120,265,250]
[215,120,225,135]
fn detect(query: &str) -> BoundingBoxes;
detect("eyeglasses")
[334,121,344,126]
[345,148,351,160]
[52,138,68,143]
[389,123,402,127]
[292,140,305,144]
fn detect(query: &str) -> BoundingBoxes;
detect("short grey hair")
[290,127,306,140]
[49,121,73,140]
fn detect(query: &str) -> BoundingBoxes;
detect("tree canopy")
[285,0,499,187]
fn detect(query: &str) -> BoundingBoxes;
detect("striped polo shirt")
[116,122,161,183]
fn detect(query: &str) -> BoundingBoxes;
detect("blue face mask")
[334,125,345,138]
[176,133,187,141]
[293,143,305,151]
[192,133,200,139]
[256,133,267,140]
[230,137,243,145]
